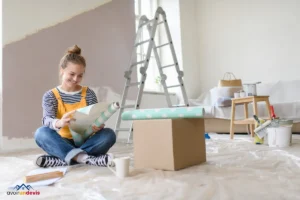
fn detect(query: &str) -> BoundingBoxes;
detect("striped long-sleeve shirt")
[42,86,98,130]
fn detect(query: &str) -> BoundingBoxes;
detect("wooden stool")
[230,96,272,139]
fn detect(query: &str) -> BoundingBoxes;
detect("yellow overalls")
[51,86,87,139]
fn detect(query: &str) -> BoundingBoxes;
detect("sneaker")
[86,153,114,167]
[107,153,115,167]
[36,155,67,168]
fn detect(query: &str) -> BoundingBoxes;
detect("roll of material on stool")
[243,82,261,96]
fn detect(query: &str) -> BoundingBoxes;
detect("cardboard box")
[133,118,206,171]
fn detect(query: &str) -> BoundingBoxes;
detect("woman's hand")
[55,110,76,129]
[92,124,105,133]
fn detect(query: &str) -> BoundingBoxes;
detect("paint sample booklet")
[69,102,120,146]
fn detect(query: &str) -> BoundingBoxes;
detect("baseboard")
[0,134,129,152]
[0,137,38,152]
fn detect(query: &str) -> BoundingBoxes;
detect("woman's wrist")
[55,120,62,129]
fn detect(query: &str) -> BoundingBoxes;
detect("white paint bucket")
[267,126,292,147]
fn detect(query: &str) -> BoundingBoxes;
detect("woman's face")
[60,62,85,88]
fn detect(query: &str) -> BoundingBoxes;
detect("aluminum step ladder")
[114,7,189,143]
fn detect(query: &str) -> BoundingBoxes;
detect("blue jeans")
[34,126,116,165]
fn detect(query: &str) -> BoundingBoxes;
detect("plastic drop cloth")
[1,133,300,200]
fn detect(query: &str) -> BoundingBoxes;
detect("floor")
[1,133,300,200]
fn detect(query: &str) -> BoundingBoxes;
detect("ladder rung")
[121,105,135,109]
[155,42,170,49]
[161,64,175,69]
[172,104,187,107]
[128,82,140,87]
[116,128,132,132]
[135,39,151,47]
[157,21,164,25]
[167,84,181,89]
[131,60,145,67]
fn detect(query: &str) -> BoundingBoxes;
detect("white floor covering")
[1,133,300,200]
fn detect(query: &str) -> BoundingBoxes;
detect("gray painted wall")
[3,0,135,138]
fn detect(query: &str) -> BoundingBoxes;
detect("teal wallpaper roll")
[121,107,205,120]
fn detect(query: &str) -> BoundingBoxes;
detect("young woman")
[34,45,116,168]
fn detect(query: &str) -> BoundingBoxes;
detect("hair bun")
[67,45,81,55]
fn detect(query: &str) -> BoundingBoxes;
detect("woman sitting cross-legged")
[34,45,116,168]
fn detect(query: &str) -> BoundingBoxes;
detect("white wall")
[180,0,300,96]
[3,0,111,46]
[179,0,201,98]
[0,1,3,150]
